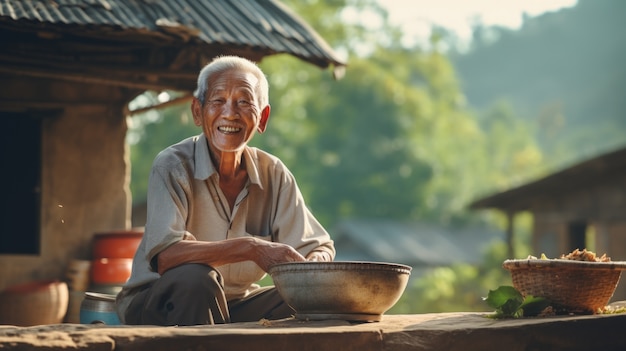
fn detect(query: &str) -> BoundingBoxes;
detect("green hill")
[451,0,626,167]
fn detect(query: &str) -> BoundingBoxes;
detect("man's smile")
[218,126,242,133]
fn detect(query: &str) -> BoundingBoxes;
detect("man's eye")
[238,100,251,105]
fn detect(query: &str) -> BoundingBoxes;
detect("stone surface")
[1,313,625,351]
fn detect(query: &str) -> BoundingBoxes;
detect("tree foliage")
[253,0,543,226]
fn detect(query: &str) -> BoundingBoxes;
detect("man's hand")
[253,239,306,271]
[306,251,332,262]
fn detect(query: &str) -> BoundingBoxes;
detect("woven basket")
[502,259,626,313]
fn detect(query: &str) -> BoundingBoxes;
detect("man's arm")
[156,236,306,275]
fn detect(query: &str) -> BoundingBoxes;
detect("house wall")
[0,77,135,291]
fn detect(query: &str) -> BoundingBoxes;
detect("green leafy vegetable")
[483,286,550,318]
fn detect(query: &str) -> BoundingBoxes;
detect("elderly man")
[116,55,335,326]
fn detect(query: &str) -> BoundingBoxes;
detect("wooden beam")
[0,53,199,80]
[0,100,105,111]
[0,64,194,91]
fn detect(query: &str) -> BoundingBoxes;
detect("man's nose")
[222,101,240,118]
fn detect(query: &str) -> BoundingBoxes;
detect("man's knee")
[138,264,228,325]
[161,264,223,294]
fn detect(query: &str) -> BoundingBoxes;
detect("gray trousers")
[124,263,294,326]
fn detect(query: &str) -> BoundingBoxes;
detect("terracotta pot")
[0,280,69,326]
[90,258,133,285]
[92,228,143,259]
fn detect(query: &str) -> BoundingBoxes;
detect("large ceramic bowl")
[268,261,411,322]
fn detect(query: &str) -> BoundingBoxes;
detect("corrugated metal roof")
[0,0,345,70]
[469,146,626,212]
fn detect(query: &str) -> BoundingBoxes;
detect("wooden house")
[470,146,626,299]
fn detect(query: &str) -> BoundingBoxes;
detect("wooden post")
[506,211,515,258]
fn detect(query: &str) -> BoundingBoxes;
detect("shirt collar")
[194,134,264,190]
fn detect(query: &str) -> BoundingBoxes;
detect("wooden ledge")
[1,312,625,350]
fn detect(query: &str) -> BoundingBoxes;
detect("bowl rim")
[503,259,626,271]
[268,260,412,275]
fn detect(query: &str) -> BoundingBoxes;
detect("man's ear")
[191,97,203,126]
[257,105,271,133]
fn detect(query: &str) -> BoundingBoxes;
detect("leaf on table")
[483,285,549,318]
[484,285,523,308]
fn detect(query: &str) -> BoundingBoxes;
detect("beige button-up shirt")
[117,134,334,319]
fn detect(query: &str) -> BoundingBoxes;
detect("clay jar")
[92,228,143,259]
[90,228,143,286]
[0,280,69,326]
[90,258,133,285]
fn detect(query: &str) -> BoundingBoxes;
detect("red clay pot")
[92,228,143,259]
[90,258,133,285]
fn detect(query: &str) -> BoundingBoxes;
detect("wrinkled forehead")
[207,69,260,93]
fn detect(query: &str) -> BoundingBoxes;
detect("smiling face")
[192,68,270,154]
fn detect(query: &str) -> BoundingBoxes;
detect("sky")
[378,0,578,47]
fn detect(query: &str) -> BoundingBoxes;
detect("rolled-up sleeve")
[143,157,192,270]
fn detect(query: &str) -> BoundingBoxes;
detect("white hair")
[194,55,269,108]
